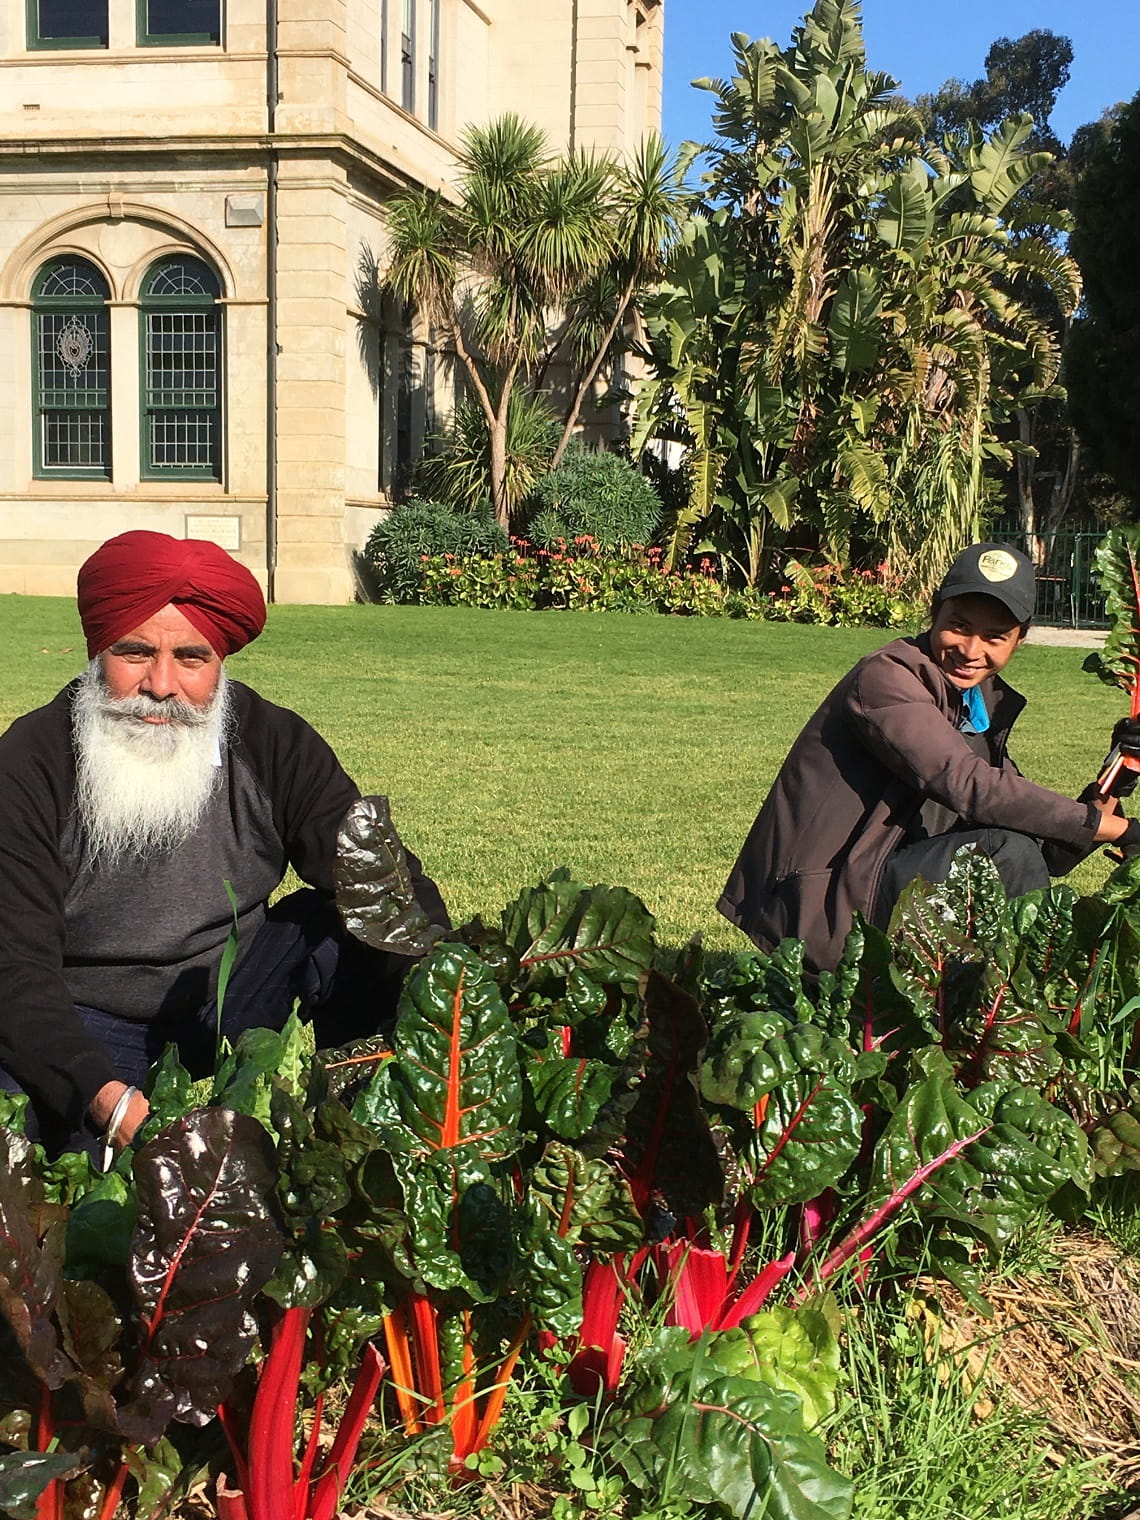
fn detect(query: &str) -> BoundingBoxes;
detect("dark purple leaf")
[121,1109,286,1442]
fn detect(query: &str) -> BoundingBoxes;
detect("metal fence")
[989,527,1107,629]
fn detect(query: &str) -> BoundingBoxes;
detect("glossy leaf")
[502,874,655,991]
[716,1306,842,1430]
[335,794,447,956]
[354,944,522,1163]
[610,1327,853,1520]
[527,1142,642,1255]
[0,1130,72,1390]
[523,1048,625,1141]
[742,1050,863,1209]
[1083,526,1140,703]
[0,1451,86,1519]
[123,1109,286,1441]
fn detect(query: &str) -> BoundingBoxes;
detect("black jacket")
[0,678,447,1129]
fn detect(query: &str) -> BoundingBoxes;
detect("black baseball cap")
[935,542,1035,624]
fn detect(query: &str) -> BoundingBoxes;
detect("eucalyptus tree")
[382,116,682,526]
[633,0,1078,594]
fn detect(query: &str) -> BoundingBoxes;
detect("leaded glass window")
[141,256,222,480]
[33,258,111,477]
[138,0,220,45]
[29,0,108,49]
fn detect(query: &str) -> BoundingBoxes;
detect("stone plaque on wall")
[186,515,241,551]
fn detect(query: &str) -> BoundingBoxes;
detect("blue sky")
[662,0,1140,149]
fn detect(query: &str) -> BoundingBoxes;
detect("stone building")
[0,0,664,601]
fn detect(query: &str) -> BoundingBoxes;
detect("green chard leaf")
[502,874,655,992]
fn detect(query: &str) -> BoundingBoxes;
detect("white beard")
[73,661,231,867]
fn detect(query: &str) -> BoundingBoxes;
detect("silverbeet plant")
[7,822,1140,1520]
[0,1109,284,1520]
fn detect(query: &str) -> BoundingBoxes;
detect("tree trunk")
[551,269,639,470]
[490,413,509,529]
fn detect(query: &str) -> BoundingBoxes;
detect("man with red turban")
[0,530,449,1156]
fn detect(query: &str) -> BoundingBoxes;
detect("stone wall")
[0,0,664,602]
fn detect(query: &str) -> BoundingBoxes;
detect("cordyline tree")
[632,0,1080,595]
[381,115,683,527]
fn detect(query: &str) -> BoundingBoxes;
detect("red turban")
[77,530,266,658]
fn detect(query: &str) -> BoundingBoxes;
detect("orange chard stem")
[382,1307,424,1436]
[448,1312,479,1465]
[471,1315,532,1456]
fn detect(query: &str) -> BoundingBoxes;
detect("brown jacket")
[717,633,1099,973]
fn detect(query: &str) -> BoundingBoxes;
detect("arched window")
[33,257,111,477]
[140,255,222,480]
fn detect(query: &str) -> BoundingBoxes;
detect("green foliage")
[406,544,922,625]
[635,0,1078,594]
[1066,91,1140,511]
[827,1283,1109,1520]
[7,835,1140,1515]
[526,445,663,552]
[416,392,561,519]
[362,497,508,602]
[382,114,685,524]
[602,1326,854,1520]
[1083,523,1140,701]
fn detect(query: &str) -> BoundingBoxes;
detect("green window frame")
[27,0,108,49]
[33,258,111,479]
[137,0,219,47]
[140,256,223,482]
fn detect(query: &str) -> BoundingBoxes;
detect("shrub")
[416,393,560,520]
[766,558,917,627]
[362,500,508,602]
[412,545,922,624]
[525,444,662,552]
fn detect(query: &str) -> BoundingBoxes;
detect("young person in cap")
[718,542,1140,974]
[0,530,449,1156]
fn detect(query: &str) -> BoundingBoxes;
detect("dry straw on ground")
[916,1233,1140,1488]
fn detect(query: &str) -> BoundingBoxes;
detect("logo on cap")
[976,549,1019,584]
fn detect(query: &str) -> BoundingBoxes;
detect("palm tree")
[382,116,683,527]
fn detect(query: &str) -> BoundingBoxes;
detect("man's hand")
[89,1080,150,1149]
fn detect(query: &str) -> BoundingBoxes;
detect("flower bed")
[412,538,920,627]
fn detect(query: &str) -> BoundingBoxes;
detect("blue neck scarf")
[961,683,990,733]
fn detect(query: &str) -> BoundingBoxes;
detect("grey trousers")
[873,828,1050,929]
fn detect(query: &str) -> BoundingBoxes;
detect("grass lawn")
[1,593,1126,949]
